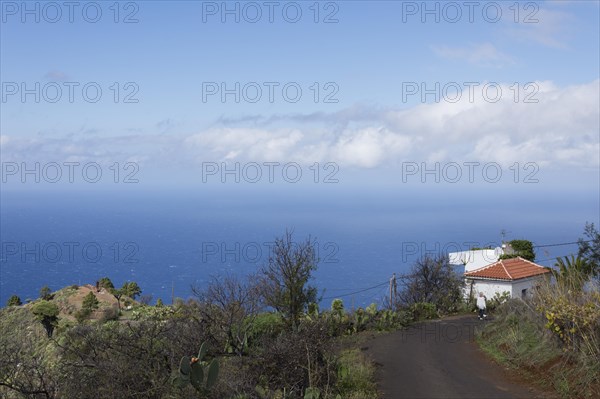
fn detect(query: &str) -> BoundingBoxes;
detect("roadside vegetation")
[478,222,600,398]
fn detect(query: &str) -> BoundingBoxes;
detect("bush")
[248,312,285,344]
[479,284,600,398]
[98,306,120,322]
[397,255,464,314]
[485,291,511,312]
[31,300,59,337]
[7,295,22,306]
[251,319,335,397]
[0,307,58,397]
[410,302,438,321]
[82,291,100,312]
[533,278,599,350]
[500,239,535,261]
[478,299,560,368]
[320,299,353,336]
[39,285,52,300]
[75,308,92,323]
[97,277,114,290]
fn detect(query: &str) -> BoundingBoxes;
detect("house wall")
[465,275,551,301]
[511,275,551,299]
[465,280,513,301]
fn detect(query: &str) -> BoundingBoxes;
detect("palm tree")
[551,255,592,290]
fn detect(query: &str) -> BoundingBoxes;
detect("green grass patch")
[335,348,378,399]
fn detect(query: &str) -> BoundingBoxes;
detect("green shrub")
[375,309,400,331]
[335,349,377,399]
[39,285,52,300]
[173,342,219,394]
[31,300,59,337]
[499,239,535,261]
[477,297,600,398]
[248,312,285,342]
[331,299,344,315]
[75,308,92,323]
[486,291,511,312]
[98,306,120,323]
[82,292,99,312]
[252,319,335,397]
[410,302,438,320]
[7,295,22,307]
[98,277,114,290]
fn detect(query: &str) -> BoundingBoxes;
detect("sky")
[1,0,599,193]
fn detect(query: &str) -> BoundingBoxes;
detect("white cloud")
[503,7,575,48]
[432,43,515,67]
[2,80,598,172]
[43,70,69,81]
[331,128,412,168]
[185,128,304,161]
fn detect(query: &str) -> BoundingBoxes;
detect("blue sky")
[1,0,599,192]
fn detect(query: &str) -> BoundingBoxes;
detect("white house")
[463,257,552,300]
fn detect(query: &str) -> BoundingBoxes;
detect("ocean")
[1,185,597,308]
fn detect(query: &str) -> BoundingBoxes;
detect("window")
[521,288,528,299]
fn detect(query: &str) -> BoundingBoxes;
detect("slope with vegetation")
[1,231,399,398]
[478,223,600,398]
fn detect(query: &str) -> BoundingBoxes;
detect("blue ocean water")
[1,186,597,308]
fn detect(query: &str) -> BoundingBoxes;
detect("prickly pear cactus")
[173,342,219,394]
[304,387,321,399]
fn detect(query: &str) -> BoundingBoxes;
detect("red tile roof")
[464,257,551,281]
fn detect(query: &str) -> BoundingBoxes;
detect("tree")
[258,231,318,329]
[155,298,164,307]
[192,274,261,356]
[31,301,59,337]
[397,254,465,313]
[578,222,600,276]
[7,295,22,306]
[0,306,58,398]
[110,288,124,310]
[39,285,52,300]
[551,255,592,291]
[76,291,100,323]
[120,281,142,300]
[82,291,100,312]
[98,277,115,290]
[500,239,535,261]
[54,318,177,398]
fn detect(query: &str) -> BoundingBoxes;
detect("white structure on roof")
[448,247,504,273]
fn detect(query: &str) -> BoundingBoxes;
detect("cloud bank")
[2,80,598,172]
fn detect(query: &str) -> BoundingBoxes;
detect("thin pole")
[392,273,397,309]
[389,273,397,309]
[171,281,175,305]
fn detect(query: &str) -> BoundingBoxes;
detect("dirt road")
[366,316,553,399]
